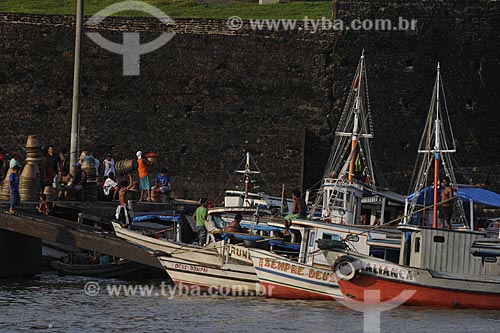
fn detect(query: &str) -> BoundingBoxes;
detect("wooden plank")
[0,212,162,269]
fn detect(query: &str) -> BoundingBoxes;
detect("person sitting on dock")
[223,213,248,234]
[37,193,49,215]
[57,167,72,200]
[68,162,86,201]
[439,176,454,230]
[193,198,209,246]
[283,190,307,236]
[153,167,171,194]
[116,174,134,228]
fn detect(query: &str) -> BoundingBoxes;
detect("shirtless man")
[439,177,454,229]
[223,214,248,234]
[283,190,307,235]
[116,174,134,228]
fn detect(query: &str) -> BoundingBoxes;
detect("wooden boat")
[308,50,406,226]
[157,255,262,295]
[223,152,293,213]
[245,52,402,300]
[51,259,164,279]
[318,64,500,310]
[249,248,339,300]
[112,221,223,266]
[113,220,268,293]
[248,219,400,300]
[319,226,500,309]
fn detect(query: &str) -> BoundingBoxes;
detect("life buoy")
[333,255,360,281]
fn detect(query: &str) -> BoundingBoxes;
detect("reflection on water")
[0,273,499,332]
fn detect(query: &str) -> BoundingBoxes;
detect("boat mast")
[244,152,251,201]
[432,63,441,228]
[348,52,364,182]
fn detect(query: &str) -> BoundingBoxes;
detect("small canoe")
[51,260,165,279]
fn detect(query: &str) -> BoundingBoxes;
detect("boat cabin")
[287,219,400,267]
[398,225,500,276]
[321,179,363,224]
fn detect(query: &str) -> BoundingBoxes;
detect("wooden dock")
[0,209,163,275]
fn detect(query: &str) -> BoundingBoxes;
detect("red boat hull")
[337,274,500,310]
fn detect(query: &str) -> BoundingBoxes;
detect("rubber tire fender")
[333,255,360,281]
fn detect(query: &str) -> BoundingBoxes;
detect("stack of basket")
[0,168,13,201]
[20,135,44,202]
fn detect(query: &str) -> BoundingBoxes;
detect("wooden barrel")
[19,177,40,202]
[1,168,13,201]
[19,162,42,202]
[26,135,42,149]
[115,159,138,176]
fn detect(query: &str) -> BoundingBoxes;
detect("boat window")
[414,237,420,253]
[322,233,341,241]
[485,257,497,263]
[308,231,316,247]
[433,236,445,243]
[346,193,352,211]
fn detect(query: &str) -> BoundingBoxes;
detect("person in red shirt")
[136,151,151,202]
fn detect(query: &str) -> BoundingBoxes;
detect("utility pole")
[70,0,84,175]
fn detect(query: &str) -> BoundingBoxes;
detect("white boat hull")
[112,222,222,266]
[250,248,341,300]
[158,256,262,295]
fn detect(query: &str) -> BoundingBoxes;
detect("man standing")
[8,165,20,213]
[439,176,454,230]
[283,190,307,235]
[116,174,134,228]
[193,198,208,246]
[43,145,61,187]
[102,153,116,177]
[9,153,19,169]
[136,151,151,202]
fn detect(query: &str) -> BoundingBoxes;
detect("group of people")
[2,145,173,215]
[192,189,307,246]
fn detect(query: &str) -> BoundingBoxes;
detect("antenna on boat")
[406,63,467,228]
[235,152,261,203]
[431,62,442,228]
[348,51,364,182]
[312,50,381,221]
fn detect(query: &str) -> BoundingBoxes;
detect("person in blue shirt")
[154,167,171,194]
[9,165,20,213]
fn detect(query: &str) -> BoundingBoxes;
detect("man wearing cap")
[136,151,151,202]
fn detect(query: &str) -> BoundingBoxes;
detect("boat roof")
[362,189,406,205]
[407,185,500,207]
[208,206,273,215]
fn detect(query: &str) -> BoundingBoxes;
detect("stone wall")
[0,0,499,200]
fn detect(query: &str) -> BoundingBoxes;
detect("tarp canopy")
[407,186,500,208]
